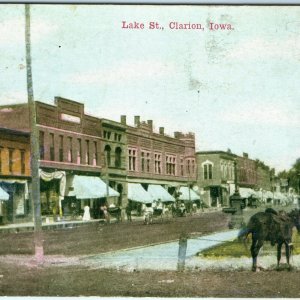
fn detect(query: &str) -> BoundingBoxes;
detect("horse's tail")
[238,227,251,250]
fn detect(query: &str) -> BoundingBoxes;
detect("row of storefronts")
[0,96,292,225]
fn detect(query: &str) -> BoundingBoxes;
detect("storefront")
[0,179,30,224]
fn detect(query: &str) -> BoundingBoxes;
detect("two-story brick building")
[0,127,31,224]
[196,150,273,207]
[122,116,197,205]
[0,96,198,222]
[0,97,121,221]
[196,150,236,207]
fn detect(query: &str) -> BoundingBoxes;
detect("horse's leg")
[251,238,263,272]
[277,242,282,269]
[285,241,291,269]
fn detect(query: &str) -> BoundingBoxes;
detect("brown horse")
[239,208,300,271]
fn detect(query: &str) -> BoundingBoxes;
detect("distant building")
[196,150,273,207]
[196,150,235,207]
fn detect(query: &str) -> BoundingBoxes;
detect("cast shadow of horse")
[239,207,300,272]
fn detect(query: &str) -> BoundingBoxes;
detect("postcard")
[0,3,300,298]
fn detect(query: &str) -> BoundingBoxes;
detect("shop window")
[20,150,25,174]
[39,131,44,160]
[128,148,137,171]
[50,133,55,161]
[115,147,122,168]
[104,145,111,167]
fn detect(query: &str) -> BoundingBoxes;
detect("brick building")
[196,150,235,207]
[122,115,197,205]
[0,127,31,224]
[196,150,272,207]
[0,96,198,222]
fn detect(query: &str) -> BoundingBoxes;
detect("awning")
[147,184,175,203]
[0,187,9,201]
[65,175,119,199]
[231,187,256,198]
[127,183,153,204]
[263,191,272,199]
[178,187,200,201]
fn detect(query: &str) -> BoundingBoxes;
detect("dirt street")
[1,210,300,297]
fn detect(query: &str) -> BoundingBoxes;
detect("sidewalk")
[0,207,223,234]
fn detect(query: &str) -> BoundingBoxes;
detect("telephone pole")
[25,4,44,263]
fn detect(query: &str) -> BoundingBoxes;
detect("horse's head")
[288,209,300,233]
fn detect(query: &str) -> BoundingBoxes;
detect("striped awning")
[147,184,175,202]
[65,175,119,199]
[0,187,9,201]
[127,183,153,204]
[178,187,200,201]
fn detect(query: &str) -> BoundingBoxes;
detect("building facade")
[0,128,31,224]
[123,115,197,200]
[196,150,235,207]
[196,150,273,207]
[0,96,198,222]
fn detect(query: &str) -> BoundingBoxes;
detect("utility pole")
[25,4,44,264]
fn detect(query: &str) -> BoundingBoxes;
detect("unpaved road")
[1,209,300,297]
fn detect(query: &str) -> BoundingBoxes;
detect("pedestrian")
[83,204,91,221]
[126,203,132,222]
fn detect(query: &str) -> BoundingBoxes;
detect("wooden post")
[25,4,44,264]
[177,234,188,271]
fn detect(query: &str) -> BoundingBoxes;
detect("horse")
[239,208,300,271]
[107,206,122,222]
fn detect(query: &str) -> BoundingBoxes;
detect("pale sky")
[0,4,299,173]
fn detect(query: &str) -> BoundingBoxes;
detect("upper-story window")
[93,141,98,166]
[59,135,63,162]
[114,133,122,142]
[77,139,82,164]
[39,131,45,160]
[166,155,176,176]
[8,148,13,173]
[187,160,191,175]
[103,130,111,140]
[128,148,137,171]
[154,153,162,174]
[67,137,73,163]
[141,150,150,173]
[20,150,25,175]
[115,147,122,168]
[50,133,55,161]
[104,145,111,167]
[85,140,90,165]
[191,159,195,175]
[202,160,213,180]
[0,147,2,174]
[180,157,184,176]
